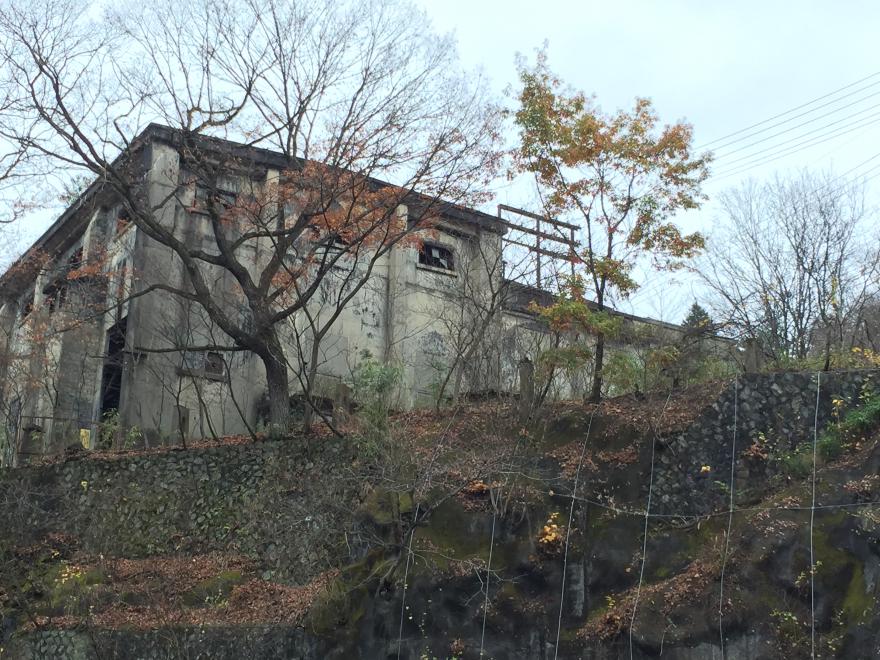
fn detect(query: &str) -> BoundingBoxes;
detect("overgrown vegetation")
[747,380,880,480]
[350,350,402,459]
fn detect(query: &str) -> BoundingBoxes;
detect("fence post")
[518,357,535,424]
[333,382,352,426]
[742,339,764,373]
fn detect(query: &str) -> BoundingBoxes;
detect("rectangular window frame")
[417,242,456,274]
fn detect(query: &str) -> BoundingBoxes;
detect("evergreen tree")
[683,302,712,331]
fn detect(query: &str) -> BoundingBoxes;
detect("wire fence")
[4,370,875,657]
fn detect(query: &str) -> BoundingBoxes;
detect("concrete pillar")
[742,339,765,373]
[518,356,534,424]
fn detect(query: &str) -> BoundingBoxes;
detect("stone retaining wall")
[0,438,354,585]
[653,369,879,515]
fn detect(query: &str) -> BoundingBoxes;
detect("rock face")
[2,370,880,659]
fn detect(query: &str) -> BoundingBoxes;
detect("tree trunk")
[302,337,322,433]
[589,331,605,403]
[263,352,290,438]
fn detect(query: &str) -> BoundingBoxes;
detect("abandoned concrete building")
[0,125,731,465]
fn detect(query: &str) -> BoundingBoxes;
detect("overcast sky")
[417,0,880,321]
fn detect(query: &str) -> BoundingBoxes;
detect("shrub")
[351,350,402,457]
[779,449,812,480]
[817,432,843,461]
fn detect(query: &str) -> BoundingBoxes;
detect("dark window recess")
[205,351,226,377]
[194,185,238,211]
[326,233,348,250]
[419,243,455,271]
[116,208,132,235]
[100,316,128,417]
[20,296,34,323]
[46,284,68,313]
[182,350,226,380]
[67,248,83,272]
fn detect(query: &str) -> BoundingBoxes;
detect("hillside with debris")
[2,370,880,659]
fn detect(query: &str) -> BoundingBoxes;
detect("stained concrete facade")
[0,127,730,464]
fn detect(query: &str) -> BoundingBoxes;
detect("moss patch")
[182,570,245,607]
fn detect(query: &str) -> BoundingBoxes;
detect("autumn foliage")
[510,48,710,400]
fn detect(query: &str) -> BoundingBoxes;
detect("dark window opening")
[19,295,34,324]
[46,284,68,313]
[67,248,83,272]
[181,350,227,381]
[194,185,238,212]
[205,351,226,377]
[116,208,132,235]
[326,233,349,249]
[100,316,128,418]
[419,243,455,271]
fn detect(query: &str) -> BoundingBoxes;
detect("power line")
[553,408,596,660]
[718,377,738,657]
[629,391,672,660]
[698,71,880,149]
[709,116,880,181]
[479,510,496,659]
[395,502,420,660]
[834,150,880,180]
[809,373,821,660]
[712,97,880,160]
[712,109,880,174]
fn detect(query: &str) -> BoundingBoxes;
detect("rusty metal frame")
[497,204,578,289]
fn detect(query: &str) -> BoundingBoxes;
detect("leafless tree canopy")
[0,0,502,432]
[698,171,880,366]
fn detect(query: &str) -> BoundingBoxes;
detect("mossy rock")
[182,570,245,607]
[308,550,394,636]
[358,488,413,527]
[43,566,107,616]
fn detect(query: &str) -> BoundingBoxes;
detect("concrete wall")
[0,140,509,455]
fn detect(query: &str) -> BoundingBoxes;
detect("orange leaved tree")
[510,49,710,401]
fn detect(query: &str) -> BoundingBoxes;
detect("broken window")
[205,351,226,378]
[181,350,226,381]
[193,184,238,212]
[418,243,455,271]
[116,208,132,235]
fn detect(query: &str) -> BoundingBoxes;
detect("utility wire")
[711,110,880,175]
[396,503,421,660]
[553,408,597,660]
[718,377,738,658]
[629,391,673,660]
[809,373,821,660]
[698,71,880,149]
[709,116,880,181]
[712,98,880,160]
[479,510,497,658]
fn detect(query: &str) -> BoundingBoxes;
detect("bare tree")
[698,171,880,366]
[0,0,501,435]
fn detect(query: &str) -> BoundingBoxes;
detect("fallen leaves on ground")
[20,552,337,632]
